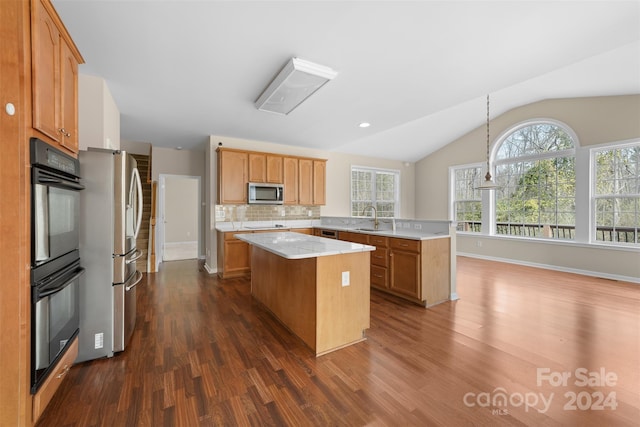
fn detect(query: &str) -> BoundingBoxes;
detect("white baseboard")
[458,252,640,284]
[203,263,217,275]
[163,241,198,261]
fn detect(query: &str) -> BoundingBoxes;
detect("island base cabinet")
[250,247,370,355]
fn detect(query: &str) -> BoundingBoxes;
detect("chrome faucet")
[362,205,379,230]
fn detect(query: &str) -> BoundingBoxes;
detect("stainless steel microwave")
[248,182,284,205]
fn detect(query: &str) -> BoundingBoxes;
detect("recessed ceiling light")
[176,146,182,150]
[359,122,371,128]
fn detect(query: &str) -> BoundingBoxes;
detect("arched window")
[493,121,577,239]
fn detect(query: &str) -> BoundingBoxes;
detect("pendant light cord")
[485,94,492,181]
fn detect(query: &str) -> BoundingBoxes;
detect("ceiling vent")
[255,57,337,115]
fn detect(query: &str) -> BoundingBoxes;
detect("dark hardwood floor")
[37,257,639,426]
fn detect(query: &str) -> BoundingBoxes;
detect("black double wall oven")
[30,138,84,393]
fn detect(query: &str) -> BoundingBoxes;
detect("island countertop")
[235,231,375,260]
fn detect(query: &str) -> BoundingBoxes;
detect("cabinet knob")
[58,128,71,137]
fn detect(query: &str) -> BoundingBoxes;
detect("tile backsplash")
[215,205,321,222]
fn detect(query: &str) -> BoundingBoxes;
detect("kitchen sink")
[355,228,380,232]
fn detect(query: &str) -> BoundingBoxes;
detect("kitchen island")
[235,232,375,356]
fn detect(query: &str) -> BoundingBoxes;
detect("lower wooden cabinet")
[293,228,313,235]
[339,231,451,306]
[217,228,315,278]
[33,336,78,424]
[369,235,389,290]
[217,231,251,279]
[389,245,421,299]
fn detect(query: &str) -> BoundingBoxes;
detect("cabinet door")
[32,0,61,143]
[248,153,266,182]
[283,157,298,204]
[338,231,369,245]
[223,240,251,275]
[298,158,313,205]
[218,150,248,204]
[313,160,326,205]
[389,250,421,299]
[59,41,79,153]
[266,155,283,183]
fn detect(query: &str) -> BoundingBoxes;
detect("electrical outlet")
[342,271,350,287]
[403,223,410,228]
[476,240,483,247]
[414,224,422,230]
[95,332,104,349]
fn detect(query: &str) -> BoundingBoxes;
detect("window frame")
[491,119,578,241]
[590,139,640,246]
[449,163,484,233]
[350,165,400,218]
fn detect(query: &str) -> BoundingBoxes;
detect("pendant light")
[477,94,500,190]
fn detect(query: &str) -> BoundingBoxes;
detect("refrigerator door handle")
[126,249,144,264]
[131,168,144,239]
[125,270,144,291]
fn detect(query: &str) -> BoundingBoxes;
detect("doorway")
[158,174,201,263]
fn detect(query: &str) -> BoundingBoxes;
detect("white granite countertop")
[313,224,450,241]
[235,231,375,260]
[215,218,452,241]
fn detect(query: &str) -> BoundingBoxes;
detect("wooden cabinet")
[217,231,251,279]
[340,232,389,290]
[266,155,283,183]
[217,228,314,278]
[32,336,78,424]
[248,153,283,183]
[313,160,326,205]
[337,230,451,306]
[31,0,83,154]
[248,152,266,182]
[369,235,389,290]
[293,228,313,235]
[218,149,325,206]
[389,238,421,299]
[217,149,248,204]
[298,158,313,205]
[283,157,298,204]
[299,158,327,206]
[339,231,370,245]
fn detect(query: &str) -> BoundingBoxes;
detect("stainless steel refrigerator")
[77,148,144,362]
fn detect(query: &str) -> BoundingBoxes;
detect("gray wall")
[152,147,206,258]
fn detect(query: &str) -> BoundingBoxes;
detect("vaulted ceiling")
[53,1,640,162]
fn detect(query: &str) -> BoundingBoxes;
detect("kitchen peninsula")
[235,232,374,356]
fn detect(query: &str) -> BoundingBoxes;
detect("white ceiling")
[53,1,640,162]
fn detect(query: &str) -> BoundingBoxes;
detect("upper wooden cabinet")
[248,153,284,183]
[300,159,327,206]
[31,0,84,155]
[218,149,248,204]
[266,155,283,183]
[283,157,298,204]
[248,153,266,182]
[218,148,325,206]
[298,158,313,205]
[313,160,326,205]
